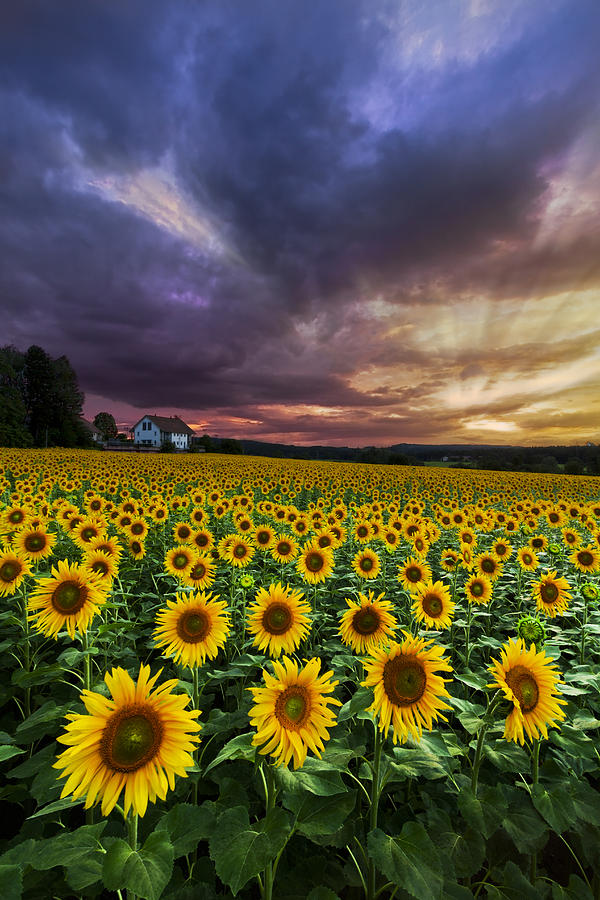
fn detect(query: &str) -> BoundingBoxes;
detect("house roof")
[132,415,195,436]
[81,418,102,435]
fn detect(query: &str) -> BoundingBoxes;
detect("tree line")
[0,344,91,448]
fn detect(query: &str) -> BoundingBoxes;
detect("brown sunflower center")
[481,558,496,574]
[0,561,21,581]
[383,656,426,707]
[190,562,206,580]
[101,706,163,772]
[92,560,109,576]
[131,541,143,555]
[275,686,310,729]
[522,553,533,565]
[173,553,189,569]
[131,523,145,535]
[549,513,560,523]
[357,526,369,538]
[505,665,539,712]
[359,556,374,571]
[257,531,271,545]
[177,526,191,539]
[352,608,380,635]
[318,535,332,548]
[177,609,210,642]
[471,581,484,597]
[81,527,97,541]
[422,593,443,617]
[233,543,248,558]
[52,580,86,613]
[306,552,324,572]
[406,566,422,583]
[531,538,544,549]
[578,551,594,567]
[540,582,559,604]
[262,602,292,635]
[24,533,46,552]
[278,542,291,555]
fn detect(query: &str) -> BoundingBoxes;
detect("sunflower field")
[1,448,600,900]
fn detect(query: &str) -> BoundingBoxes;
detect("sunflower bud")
[517,616,546,648]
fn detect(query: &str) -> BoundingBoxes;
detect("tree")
[51,355,86,446]
[0,346,32,447]
[23,345,55,446]
[94,412,118,441]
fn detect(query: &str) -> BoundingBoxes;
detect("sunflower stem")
[192,665,200,807]
[20,588,31,719]
[464,600,472,670]
[366,722,383,900]
[471,692,502,797]
[126,812,139,900]
[580,593,588,665]
[529,739,540,886]
[261,763,276,900]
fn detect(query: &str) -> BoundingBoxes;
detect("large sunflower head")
[226,536,256,568]
[13,525,56,563]
[270,533,299,564]
[352,547,380,580]
[475,552,503,581]
[71,518,107,550]
[517,546,539,572]
[488,637,567,744]
[339,590,398,653]
[247,582,311,657]
[179,555,216,590]
[532,571,572,618]
[82,550,118,586]
[297,543,335,584]
[54,664,201,817]
[248,656,341,769]
[164,546,197,579]
[464,574,493,606]
[412,580,455,630]
[0,550,32,597]
[153,590,231,667]
[397,556,433,593]
[362,631,453,744]
[27,559,107,639]
[570,545,600,574]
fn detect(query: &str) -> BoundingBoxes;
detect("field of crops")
[1,448,599,900]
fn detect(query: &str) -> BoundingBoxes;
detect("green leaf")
[367,823,444,900]
[485,861,540,899]
[502,808,547,853]
[457,785,506,839]
[156,802,216,858]
[0,865,22,900]
[483,739,531,774]
[306,888,340,900]
[285,790,357,838]
[102,831,174,900]
[0,746,25,763]
[11,665,65,689]
[382,745,448,782]
[275,757,346,796]
[337,686,373,722]
[0,840,36,868]
[209,806,291,896]
[531,783,578,833]
[454,672,488,691]
[571,781,600,826]
[203,732,255,775]
[14,701,68,742]
[31,823,107,871]
[551,874,594,900]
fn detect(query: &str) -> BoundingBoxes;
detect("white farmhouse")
[131,415,194,450]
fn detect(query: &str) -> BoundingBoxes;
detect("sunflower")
[488,638,567,744]
[126,519,149,541]
[362,631,453,744]
[296,543,334,584]
[252,525,276,550]
[164,546,197,579]
[71,518,107,550]
[180,555,216,590]
[570,545,600,574]
[82,550,118,586]
[128,539,146,561]
[532,571,572,618]
[54,664,201,817]
[226,536,256,568]
[561,528,582,549]
[492,540,513,562]
[88,536,123,562]
[28,559,107,639]
[353,520,374,544]
[352,547,380,580]
[397,557,433,593]
[381,528,401,552]
[0,551,32,597]
[517,547,539,572]
[412,580,455,630]
[464,574,493,605]
[173,521,194,544]
[191,528,214,553]
[248,657,341,769]
[440,548,461,572]
[13,525,56,563]
[153,591,230,667]
[247,583,311,657]
[339,591,398,653]
[529,534,548,553]
[474,552,503,581]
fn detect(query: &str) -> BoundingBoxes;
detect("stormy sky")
[2,0,599,446]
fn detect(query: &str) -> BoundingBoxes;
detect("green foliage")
[93,410,117,440]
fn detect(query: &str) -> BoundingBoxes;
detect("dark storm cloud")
[1,0,599,438]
